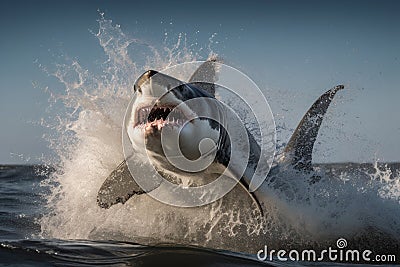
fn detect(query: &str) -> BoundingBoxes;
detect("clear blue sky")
[0,0,399,164]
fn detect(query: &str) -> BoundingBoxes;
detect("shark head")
[126,70,223,179]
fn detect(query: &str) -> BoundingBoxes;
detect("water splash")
[39,15,267,253]
[39,14,400,255]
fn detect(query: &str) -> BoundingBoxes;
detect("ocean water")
[1,164,399,266]
[0,166,265,267]
[0,165,262,266]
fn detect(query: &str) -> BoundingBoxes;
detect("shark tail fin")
[280,85,345,170]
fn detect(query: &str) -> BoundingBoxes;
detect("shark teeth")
[134,105,186,129]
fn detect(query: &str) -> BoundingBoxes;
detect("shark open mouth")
[134,105,187,129]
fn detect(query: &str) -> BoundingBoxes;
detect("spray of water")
[39,15,400,254]
[38,15,268,252]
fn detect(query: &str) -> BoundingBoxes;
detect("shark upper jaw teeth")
[134,105,187,130]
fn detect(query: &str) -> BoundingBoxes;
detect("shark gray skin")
[97,59,344,215]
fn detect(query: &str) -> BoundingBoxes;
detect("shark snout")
[134,70,186,99]
[134,70,158,93]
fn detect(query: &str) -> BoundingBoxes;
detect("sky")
[0,0,399,164]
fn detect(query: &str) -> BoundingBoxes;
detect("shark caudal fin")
[280,85,344,170]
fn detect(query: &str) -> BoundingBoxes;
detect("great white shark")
[97,58,344,214]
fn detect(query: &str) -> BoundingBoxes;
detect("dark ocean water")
[0,165,399,266]
[0,165,272,266]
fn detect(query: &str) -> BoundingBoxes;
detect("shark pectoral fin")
[97,160,146,209]
[281,85,345,170]
[188,56,219,96]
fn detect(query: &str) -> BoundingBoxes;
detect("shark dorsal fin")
[281,85,344,170]
[188,56,219,96]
